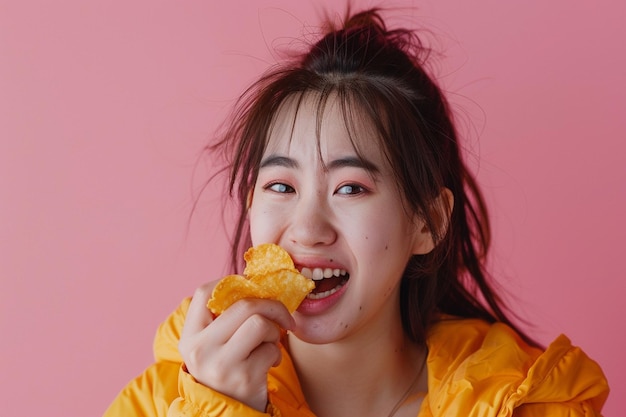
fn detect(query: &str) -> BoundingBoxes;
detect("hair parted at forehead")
[209,7,537,346]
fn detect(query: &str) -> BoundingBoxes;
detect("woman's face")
[249,94,434,344]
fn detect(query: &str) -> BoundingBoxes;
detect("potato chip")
[207,243,315,315]
[243,243,296,277]
[207,275,270,315]
[250,270,316,313]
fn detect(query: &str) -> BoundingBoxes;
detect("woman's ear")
[412,188,454,255]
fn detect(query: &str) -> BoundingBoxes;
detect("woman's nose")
[287,196,337,247]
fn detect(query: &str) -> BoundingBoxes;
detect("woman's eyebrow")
[259,154,380,175]
[260,155,298,169]
[327,156,380,174]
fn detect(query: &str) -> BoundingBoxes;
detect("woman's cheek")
[349,210,393,254]
[249,203,283,245]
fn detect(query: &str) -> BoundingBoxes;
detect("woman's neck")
[286,320,427,417]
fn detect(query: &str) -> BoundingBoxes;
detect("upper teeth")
[300,267,347,281]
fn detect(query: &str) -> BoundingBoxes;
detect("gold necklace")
[385,354,427,417]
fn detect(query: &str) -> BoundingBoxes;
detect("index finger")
[181,281,219,338]
[208,298,295,343]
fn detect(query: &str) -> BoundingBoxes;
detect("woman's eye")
[266,182,294,193]
[336,184,366,195]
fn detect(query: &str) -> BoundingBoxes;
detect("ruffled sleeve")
[266,342,316,417]
[502,334,609,416]
[422,319,609,417]
[105,298,281,417]
[167,365,272,417]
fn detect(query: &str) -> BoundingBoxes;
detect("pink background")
[1,1,623,415]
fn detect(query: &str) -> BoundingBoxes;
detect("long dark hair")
[207,7,536,346]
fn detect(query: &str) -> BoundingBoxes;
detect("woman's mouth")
[299,267,349,300]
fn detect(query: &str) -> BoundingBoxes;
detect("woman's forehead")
[265,92,383,159]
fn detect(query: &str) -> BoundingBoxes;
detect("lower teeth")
[306,280,347,300]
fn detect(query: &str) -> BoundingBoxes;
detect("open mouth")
[299,267,349,299]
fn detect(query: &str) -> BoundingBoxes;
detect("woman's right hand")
[178,282,295,412]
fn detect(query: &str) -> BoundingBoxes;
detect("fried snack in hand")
[208,243,315,315]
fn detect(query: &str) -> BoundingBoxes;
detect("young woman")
[105,8,609,417]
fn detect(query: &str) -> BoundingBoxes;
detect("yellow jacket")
[104,298,609,417]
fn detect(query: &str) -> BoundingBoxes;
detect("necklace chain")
[385,353,427,417]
